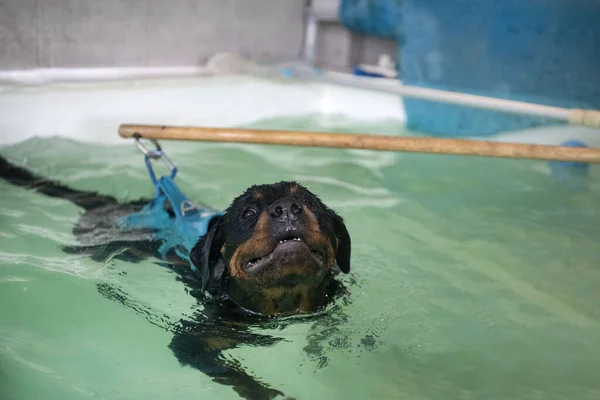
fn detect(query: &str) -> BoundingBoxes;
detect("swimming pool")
[1,74,600,400]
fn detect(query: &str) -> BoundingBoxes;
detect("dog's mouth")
[243,234,326,274]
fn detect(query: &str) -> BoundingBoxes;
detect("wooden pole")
[119,124,600,164]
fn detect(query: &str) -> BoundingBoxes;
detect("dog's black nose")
[268,197,302,222]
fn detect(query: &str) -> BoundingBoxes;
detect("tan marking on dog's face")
[228,211,271,279]
[303,206,335,270]
[252,191,262,200]
[254,287,285,316]
[289,183,299,194]
[292,285,313,313]
[249,284,320,316]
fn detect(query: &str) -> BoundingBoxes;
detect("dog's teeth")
[278,237,302,244]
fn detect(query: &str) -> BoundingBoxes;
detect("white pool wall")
[0,67,598,148]
[0,72,406,146]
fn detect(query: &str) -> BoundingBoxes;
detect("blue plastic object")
[549,139,590,183]
[280,68,295,78]
[119,149,223,270]
[352,66,388,78]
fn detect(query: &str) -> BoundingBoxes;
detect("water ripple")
[17,224,75,245]
[0,207,26,217]
[0,251,96,278]
[327,198,404,209]
[292,175,390,196]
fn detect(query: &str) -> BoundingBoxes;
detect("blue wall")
[340,0,600,137]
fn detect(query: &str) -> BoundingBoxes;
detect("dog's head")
[190,181,351,316]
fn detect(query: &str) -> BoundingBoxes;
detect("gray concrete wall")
[0,0,307,69]
[316,21,396,71]
[0,0,395,72]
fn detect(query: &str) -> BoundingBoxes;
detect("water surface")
[1,116,600,400]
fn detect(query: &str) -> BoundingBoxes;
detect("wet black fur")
[0,154,353,400]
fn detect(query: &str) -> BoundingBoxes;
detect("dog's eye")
[242,208,257,219]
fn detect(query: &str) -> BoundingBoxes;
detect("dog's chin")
[242,238,326,284]
[228,237,334,315]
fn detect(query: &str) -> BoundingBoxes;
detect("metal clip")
[134,134,176,170]
[133,133,177,185]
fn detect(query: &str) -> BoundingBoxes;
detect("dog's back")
[0,154,119,210]
[0,154,167,263]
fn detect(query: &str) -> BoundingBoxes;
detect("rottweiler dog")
[0,154,352,399]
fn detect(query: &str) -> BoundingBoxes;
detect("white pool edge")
[0,69,407,146]
[1,65,598,148]
[0,66,214,86]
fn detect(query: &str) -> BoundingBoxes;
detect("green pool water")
[1,116,600,400]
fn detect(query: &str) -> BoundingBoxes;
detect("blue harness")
[118,137,223,271]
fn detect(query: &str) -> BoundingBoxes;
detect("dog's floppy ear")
[190,215,226,295]
[332,214,351,273]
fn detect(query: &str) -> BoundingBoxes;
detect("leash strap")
[119,136,223,270]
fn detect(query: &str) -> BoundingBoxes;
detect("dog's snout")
[268,198,302,222]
